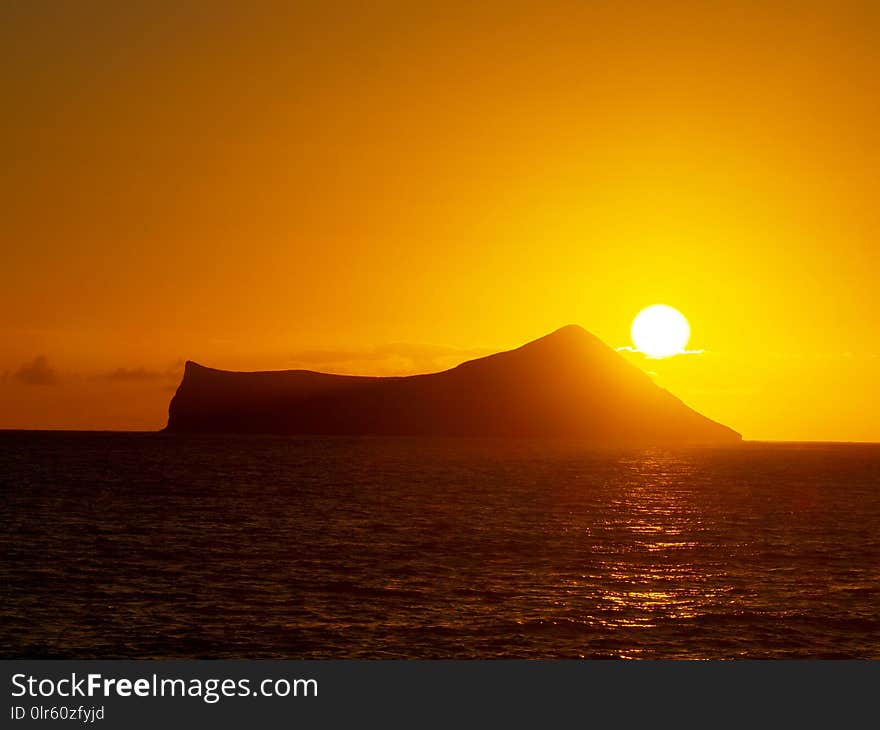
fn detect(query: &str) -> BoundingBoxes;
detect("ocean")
[1,432,878,659]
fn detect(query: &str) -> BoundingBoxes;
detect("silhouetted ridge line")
[164,326,741,444]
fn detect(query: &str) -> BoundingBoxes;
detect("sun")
[631,305,691,358]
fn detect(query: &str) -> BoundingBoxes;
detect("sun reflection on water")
[581,449,725,633]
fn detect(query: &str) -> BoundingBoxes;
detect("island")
[164,325,741,444]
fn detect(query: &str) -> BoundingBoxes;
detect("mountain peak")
[549,323,588,335]
[506,324,616,365]
[524,324,603,348]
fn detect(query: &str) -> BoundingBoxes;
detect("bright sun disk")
[631,305,690,358]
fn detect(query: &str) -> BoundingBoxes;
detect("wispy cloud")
[96,366,181,382]
[616,346,705,359]
[288,342,494,375]
[767,350,867,360]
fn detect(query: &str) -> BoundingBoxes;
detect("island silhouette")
[164,325,740,444]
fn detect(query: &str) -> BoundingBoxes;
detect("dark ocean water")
[1,432,878,659]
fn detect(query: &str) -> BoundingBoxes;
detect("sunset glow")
[2,3,880,441]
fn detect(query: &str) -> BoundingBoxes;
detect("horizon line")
[1,427,878,445]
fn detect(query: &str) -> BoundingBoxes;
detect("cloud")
[288,342,494,375]
[95,361,184,383]
[767,350,866,360]
[98,367,169,381]
[14,355,58,386]
[616,346,705,358]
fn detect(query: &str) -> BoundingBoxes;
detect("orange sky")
[2,1,879,440]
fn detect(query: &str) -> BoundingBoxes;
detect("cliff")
[164,325,741,444]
